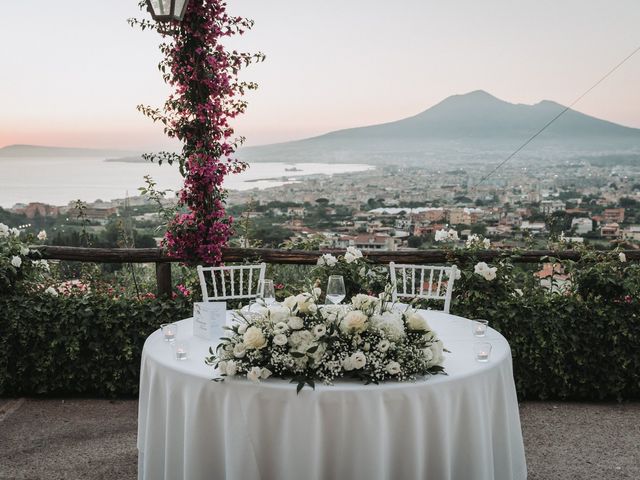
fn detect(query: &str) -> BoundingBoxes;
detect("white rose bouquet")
[206,288,446,392]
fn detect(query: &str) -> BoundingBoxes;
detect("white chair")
[388,262,458,313]
[197,263,267,302]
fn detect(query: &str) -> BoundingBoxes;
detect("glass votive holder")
[161,323,178,342]
[472,319,489,338]
[174,341,189,361]
[474,342,492,362]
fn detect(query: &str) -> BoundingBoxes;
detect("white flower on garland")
[385,361,401,375]
[406,311,430,331]
[466,234,491,248]
[37,230,47,241]
[226,360,238,376]
[0,223,9,238]
[287,316,304,330]
[273,334,288,346]
[619,252,627,262]
[351,294,380,312]
[344,246,363,264]
[247,366,262,383]
[267,305,289,323]
[370,311,405,341]
[243,326,268,349]
[435,228,459,242]
[233,343,247,358]
[273,322,289,334]
[20,246,30,256]
[10,228,19,237]
[10,256,22,268]
[317,253,338,267]
[44,286,59,297]
[340,310,368,334]
[474,262,497,281]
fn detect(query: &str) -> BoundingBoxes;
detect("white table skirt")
[137,311,527,480]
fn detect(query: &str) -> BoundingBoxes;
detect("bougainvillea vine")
[129,1,264,264]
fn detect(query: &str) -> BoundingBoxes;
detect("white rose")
[313,324,326,337]
[295,294,315,314]
[340,310,368,333]
[243,326,267,349]
[226,360,238,376]
[483,238,491,248]
[351,351,367,369]
[233,343,247,358]
[407,313,429,332]
[474,262,489,274]
[11,256,22,268]
[385,361,401,375]
[619,252,627,262]
[20,246,30,256]
[37,230,47,241]
[44,286,58,297]
[36,259,50,272]
[260,368,272,379]
[273,333,288,346]
[0,223,9,237]
[347,246,363,258]
[344,252,357,263]
[268,305,290,323]
[287,316,304,330]
[377,339,390,352]
[10,228,19,237]
[312,287,322,297]
[430,340,444,366]
[317,253,338,267]
[274,322,289,334]
[308,303,318,314]
[482,267,497,281]
[282,295,297,310]
[452,266,461,280]
[342,356,355,371]
[247,367,262,383]
[237,324,248,334]
[422,347,434,362]
[218,361,228,375]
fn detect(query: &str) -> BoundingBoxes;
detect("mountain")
[0,144,139,158]
[239,90,640,165]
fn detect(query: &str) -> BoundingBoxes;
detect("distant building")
[603,208,625,224]
[600,223,620,238]
[13,202,60,219]
[622,226,640,242]
[571,218,593,235]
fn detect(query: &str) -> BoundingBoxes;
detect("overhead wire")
[473,44,640,188]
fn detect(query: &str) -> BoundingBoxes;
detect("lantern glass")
[147,0,189,21]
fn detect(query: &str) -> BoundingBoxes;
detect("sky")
[0,0,638,150]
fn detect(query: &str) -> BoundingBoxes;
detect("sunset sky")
[0,0,638,151]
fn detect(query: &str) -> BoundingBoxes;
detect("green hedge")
[0,294,191,397]
[453,289,640,401]
[1,282,639,400]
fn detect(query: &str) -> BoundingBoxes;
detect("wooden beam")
[32,245,640,265]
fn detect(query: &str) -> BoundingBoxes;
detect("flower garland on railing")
[130,1,264,264]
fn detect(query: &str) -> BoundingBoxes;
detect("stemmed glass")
[326,275,346,305]
[260,279,276,306]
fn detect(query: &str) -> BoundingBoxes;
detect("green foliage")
[0,293,191,397]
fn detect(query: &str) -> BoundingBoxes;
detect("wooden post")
[156,262,172,297]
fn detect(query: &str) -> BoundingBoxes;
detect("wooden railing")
[33,246,640,297]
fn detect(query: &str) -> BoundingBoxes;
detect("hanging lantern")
[146,0,190,22]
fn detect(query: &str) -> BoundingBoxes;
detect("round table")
[137,311,527,480]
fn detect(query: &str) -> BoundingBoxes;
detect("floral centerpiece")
[206,288,446,392]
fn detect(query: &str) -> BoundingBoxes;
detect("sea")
[0,157,373,208]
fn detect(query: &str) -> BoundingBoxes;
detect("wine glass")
[260,279,276,305]
[326,275,346,305]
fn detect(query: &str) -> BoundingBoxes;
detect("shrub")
[0,293,191,397]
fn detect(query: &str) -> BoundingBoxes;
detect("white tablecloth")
[138,311,527,480]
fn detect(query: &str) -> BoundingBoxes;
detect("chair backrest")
[388,262,458,313]
[197,263,267,302]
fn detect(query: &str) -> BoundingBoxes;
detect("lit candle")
[161,323,178,342]
[474,342,492,363]
[471,319,488,338]
[175,347,188,361]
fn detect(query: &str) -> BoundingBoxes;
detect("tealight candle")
[161,323,178,342]
[175,342,188,361]
[474,342,492,362]
[472,319,489,338]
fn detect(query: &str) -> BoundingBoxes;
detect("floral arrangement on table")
[206,288,446,392]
